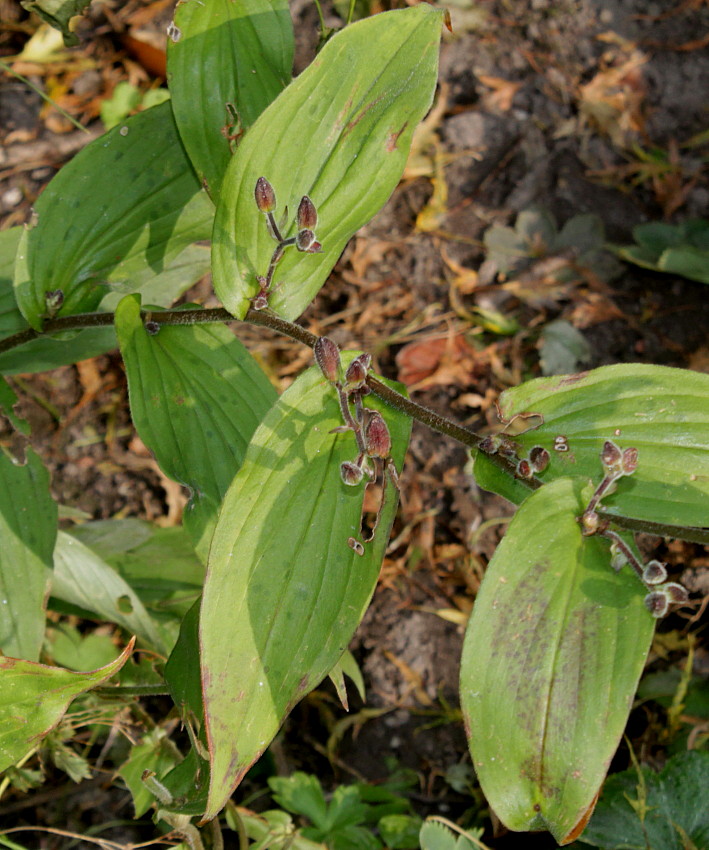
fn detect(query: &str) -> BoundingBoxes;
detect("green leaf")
[0,639,133,772]
[200,356,411,817]
[19,0,90,46]
[494,364,709,529]
[212,4,443,320]
[0,377,29,435]
[46,625,118,672]
[658,246,709,284]
[0,448,57,661]
[13,101,213,330]
[118,728,182,818]
[460,477,654,844]
[69,519,204,612]
[167,0,294,198]
[270,772,330,827]
[0,243,211,375]
[378,814,422,850]
[51,531,166,653]
[164,598,202,719]
[115,295,277,560]
[579,750,709,849]
[100,81,141,129]
[472,451,531,507]
[0,228,25,340]
[538,319,591,376]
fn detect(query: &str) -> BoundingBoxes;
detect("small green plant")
[615,219,709,284]
[0,2,707,848]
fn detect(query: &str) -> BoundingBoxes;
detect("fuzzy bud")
[644,590,669,618]
[341,461,364,486]
[516,459,533,478]
[296,229,316,252]
[479,435,501,455]
[314,337,341,383]
[365,412,391,458]
[609,542,627,572]
[529,446,550,473]
[305,240,322,254]
[297,195,318,230]
[144,320,160,336]
[581,509,600,536]
[344,354,371,391]
[622,447,638,476]
[663,582,689,604]
[601,440,623,474]
[642,560,667,586]
[254,176,276,213]
[252,294,269,311]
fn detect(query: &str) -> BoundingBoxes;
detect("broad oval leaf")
[167,0,294,199]
[115,294,277,560]
[14,101,213,330]
[0,638,133,772]
[212,4,443,321]
[489,364,709,529]
[460,477,654,844]
[200,356,411,818]
[0,448,57,661]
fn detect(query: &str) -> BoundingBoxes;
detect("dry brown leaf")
[478,74,523,113]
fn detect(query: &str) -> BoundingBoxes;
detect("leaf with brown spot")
[460,477,654,844]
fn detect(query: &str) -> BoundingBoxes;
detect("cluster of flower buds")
[252,177,322,310]
[516,445,550,479]
[581,440,639,535]
[313,336,398,549]
[608,539,690,618]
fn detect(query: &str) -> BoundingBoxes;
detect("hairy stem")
[2,305,708,544]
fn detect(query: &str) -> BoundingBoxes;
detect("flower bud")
[297,195,318,230]
[663,582,689,604]
[305,240,322,254]
[365,412,391,458]
[516,459,532,479]
[296,229,316,252]
[644,590,669,618]
[341,461,364,486]
[314,337,341,383]
[601,440,622,474]
[529,446,550,473]
[144,320,160,336]
[609,542,627,572]
[642,560,667,586]
[344,354,371,391]
[622,447,638,475]
[254,176,276,213]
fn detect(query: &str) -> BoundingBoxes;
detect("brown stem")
[2,306,708,545]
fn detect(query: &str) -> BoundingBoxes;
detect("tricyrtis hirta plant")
[0,1,707,847]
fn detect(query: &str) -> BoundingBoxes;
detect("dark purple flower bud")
[305,240,323,254]
[479,435,501,455]
[314,337,341,383]
[601,440,622,473]
[663,582,689,604]
[529,446,550,473]
[145,320,160,335]
[516,459,532,478]
[255,176,276,213]
[642,560,667,586]
[341,461,364,486]
[365,412,391,458]
[622,447,638,476]
[644,590,669,618]
[344,354,371,391]
[297,195,318,230]
[296,229,316,252]
[252,294,269,311]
